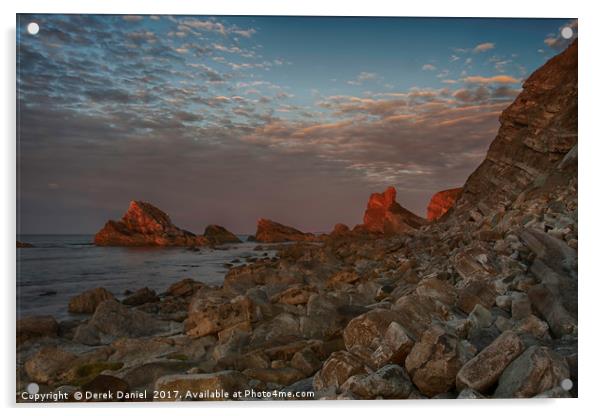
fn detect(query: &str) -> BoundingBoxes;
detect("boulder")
[16,315,58,345]
[167,278,204,297]
[270,285,318,305]
[203,224,241,245]
[457,280,497,314]
[186,296,257,338]
[415,277,457,306]
[94,200,208,247]
[392,294,450,338]
[122,287,159,306]
[313,351,369,391]
[340,364,415,399]
[254,218,317,243]
[68,287,115,314]
[456,330,524,393]
[528,283,577,337]
[25,346,77,384]
[73,299,175,345]
[405,325,474,397]
[291,349,323,376]
[427,188,462,221]
[494,346,570,398]
[362,187,425,235]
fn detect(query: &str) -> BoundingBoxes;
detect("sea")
[16,234,274,320]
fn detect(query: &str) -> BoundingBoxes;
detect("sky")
[17,15,577,234]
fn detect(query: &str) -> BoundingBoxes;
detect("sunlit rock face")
[453,40,578,219]
[253,218,317,243]
[362,187,426,235]
[94,200,208,247]
[427,188,463,221]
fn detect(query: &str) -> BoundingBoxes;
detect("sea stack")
[253,218,317,243]
[362,186,426,234]
[203,224,241,245]
[94,201,208,247]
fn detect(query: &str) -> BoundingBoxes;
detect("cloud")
[463,75,520,84]
[347,72,378,86]
[422,64,437,71]
[473,42,495,53]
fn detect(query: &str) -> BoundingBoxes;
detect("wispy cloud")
[473,42,495,53]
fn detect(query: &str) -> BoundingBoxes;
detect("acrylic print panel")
[16,14,577,403]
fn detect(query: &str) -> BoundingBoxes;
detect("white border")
[2,1,600,415]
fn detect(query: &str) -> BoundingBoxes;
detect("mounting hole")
[27,22,39,35]
[560,378,573,391]
[27,382,40,394]
[561,26,574,40]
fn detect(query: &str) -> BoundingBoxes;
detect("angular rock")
[68,287,115,314]
[167,278,204,297]
[291,349,323,376]
[186,296,257,338]
[392,294,450,338]
[25,346,77,384]
[94,200,208,247]
[457,280,497,314]
[494,346,570,398]
[313,351,368,391]
[456,330,524,393]
[528,283,577,337]
[341,364,415,399]
[73,299,174,345]
[270,285,318,305]
[16,315,59,345]
[415,277,457,306]
[405,325,474,397]
[122,287,159,306]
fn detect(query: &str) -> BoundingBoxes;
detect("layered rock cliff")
[94,201,208,247]
[453,40,577,218]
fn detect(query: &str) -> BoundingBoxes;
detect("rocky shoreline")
[16,40,578,402]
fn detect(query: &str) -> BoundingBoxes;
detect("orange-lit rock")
[94,201,208,247]
[253,218,317,243]
[427,188,462,221]
[362,187,425,235]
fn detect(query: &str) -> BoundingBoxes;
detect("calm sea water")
[16,235,272,320]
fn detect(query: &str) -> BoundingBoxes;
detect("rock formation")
[454,40,577,218]
[427,188,462,221]
[94,201,208,247]
[253,218,317,243]
[203,225,241,245]
[362,187,425,234]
